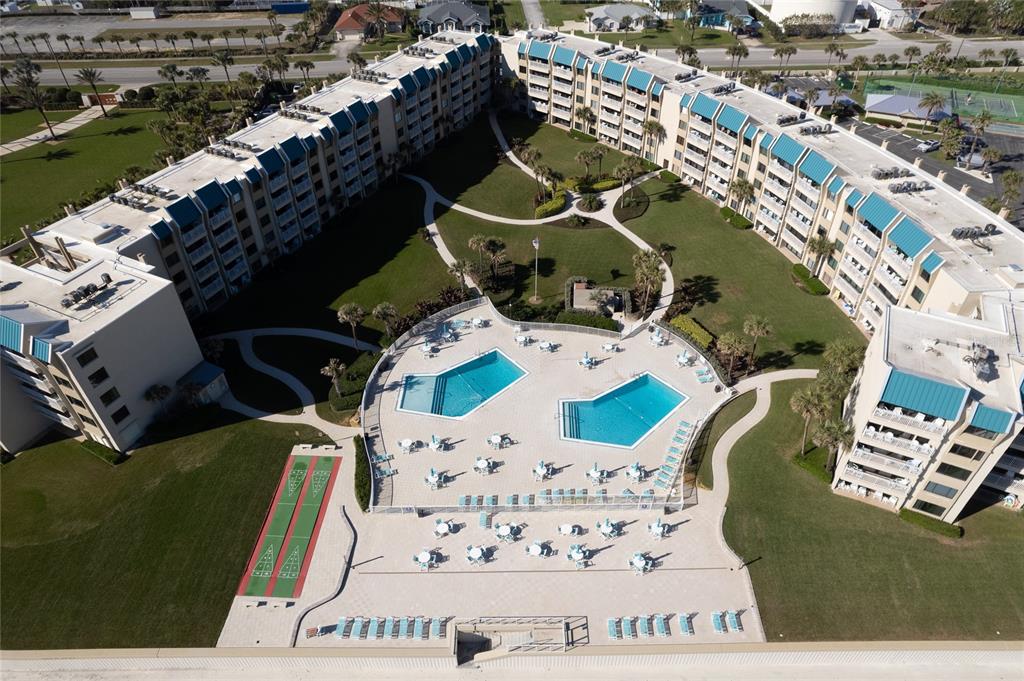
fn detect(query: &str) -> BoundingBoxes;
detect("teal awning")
[827,176,845,196]
[743,124,758,141]
[770,133,805,165]
[715,104,746,133]
[278,136,305,162]
[880,369,967,421]
[759,132,775,149]
[165,196,202,227]
[601,60,627,83]
[799,150,835,185]
[552,45,575,67]
[971,404,1013,433]
[845,188,864,208]
[921,251,944,274]
[527,41,552,61]
[858,192,900,230]
[194,181,227,211]
[690,92,719,119]
[625,67,653,92]
[887,216,932,258]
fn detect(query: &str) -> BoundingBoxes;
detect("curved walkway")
[0,106,109,156]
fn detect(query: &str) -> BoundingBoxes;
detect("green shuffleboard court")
[270,456,336,597]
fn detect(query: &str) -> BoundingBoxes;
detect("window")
[67,395,85,408]
[80,415,97,427]
[840,221,850,234]
[827,256,838,270]
[87,367,109,386]
[964,425,1000,440]
[99,387,120,406]
[165,252,180,267]
[756,162,766,173]
[924,481,958,499]
[910,286,925,303]
[76,348,99,367]
[936,462,971,481]
[920,269,931,283]
[740,153,750,164]
[950,444,985,461]
[912,499,946,516]
[834,239,843,252]
[111,405,131,424]
[54,376,72,388]
[172,271,186,284]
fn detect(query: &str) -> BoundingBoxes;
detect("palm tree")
[91,35,106,53]
[129,37,143,55]
[320,358,348,396]
[918,91,946,128]
[272,24,285,48]
[872,53,887,68]
[716,331,745,378]
[186,66,210,89]
[743,314,772,373]
[6,31,24,55]
[641,118,665,161]
[728,177,755,214]
[371,302,398,337]
[979,47,994,65]
[235,27,249,51]
[903,45,921,69]
[219,29,233,50]
[575,149,594,179]
[200,33,215,51]
[293,59,314,86]
[56,33,71,52]
[37,33,70,88]
[590,145,606,177]
[807,235,835,277]
[158,63,183,90]
[75,67,108,117]
[849,55,868,87]
[632,249,664,314]
[366,0,391,44]
[254,31,269,57]
[348,51,367,70]
[483,237,507,278]
[575,105,596,134]
[237,70,259,98]
[0,66,9,94]
[468,234,488,269]
[790,387,826,456]
[966,110,992,165]
[676,43,697,65]
[337,303,366,344]
[166,33,179,54]
[15,65,56,140]
[73,35,85,52]
[267,9,279,30]
[448,259,472,291]
[146,32,161,52]
[183,30,198,52]
[981,146,1002,173]
[212,50,234,84]
[24,34,39,55]
[813,418,854,472]
[1000,47,1018,67]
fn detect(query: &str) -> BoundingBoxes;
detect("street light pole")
[531,236,540,303]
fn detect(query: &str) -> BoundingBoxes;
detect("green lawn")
[0,109,164,240]
[498,0,527,29]
[497,113,630,181]
[219,339,302,415]
[0,108,79,144]
[690,390,756,490]
[0,407,331,649]
[724,379,1024,641]
[410,117,537,218]
[582,24,737,49]
[436,209,637,307]
[95,25,270,41]
[201,178,453,339]
[541,2,603,27]
[355,33,417,58]
[623,179,864,370]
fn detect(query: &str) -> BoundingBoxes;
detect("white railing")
[843,465,911,491]
[187,241,213,264]
[200,277,224,300]
[851,447,922,475]
[873,407,948,434]
[268,173,288,193]
[861,427,935,456]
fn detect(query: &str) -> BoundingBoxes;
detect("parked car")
[914,140,940,153]
[960,135,988,150]
[957,152,985,169]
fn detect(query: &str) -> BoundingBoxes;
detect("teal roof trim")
[625,67,653,92]
[0,315,23,353]
[680,92,693,109]
[651,81,664,97]
[279,136,305,162]
[148,220,172,241]
[399,73,418,95]
[517,41,526,55]
[591,61,600,75]
[456,44,473,62]
[244,167,262,185]
[715,104,747,133]
[30,337,51,363]
[858,192,900,230]
[552,46,575,67]
[799,150,835,185]
[759,132,775,149]
[446,48,462,66]
[601,60,627,83]
[412,66,431,88]
[194,181,227,211]
[256,148,284,175]
[690,92,719,119]
[575,55,588,71]
[971,404,1013,434]
[475,34,493,50]
[846,188,864,208]
[165,196,202,228]
[887,216,933,258]
[827,176,845,195]
[318,124,333,142]
[921,251,944,274]
[743,124,758,140]
[771,133,805,165]
[880,369,967,421]
[349,100,371,124]
[329,109,352,133]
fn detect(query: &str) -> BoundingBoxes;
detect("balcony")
[985,471,1024,492]
[226,259,248,282]
[792,193,818,217]
[688,118,712,136]
[758,209,781,227]
[531,100,550,114]
[296,195,317,214]
[882,247,912,278]
[529,74,549,88]
[340,150,357,166]
[841,258,869,286]
[873,406,948,434]
[706,173,728,190]
[209,207,231,226]
[600,81,623,97]
[276,207,296,225]
[861,426,935,457]
[552,79,573,96]
[688,133,710,151]
[272,191,293,212]
[786,212,812,236]
[833,275,863,304]
[301,209,319,227]
[850,446,923,475]
[220,243,243,264]
[193,259,219,283]
[268,173,288,193]
[770,160,795,180]
[711,144,734,163]
[872,279,900,306]
[765,178,791,199]
[187,242,213,264]
[180,222,206,248]
[31,402,75,429]
[292,177,312,195]
[843,464,911,491]
[201,277,225,300]
[849,235,878,261]
[683,149,706,168]
[279,222,300,242]
[853,222,882,249]
[213,227,237,249]
[781,227,806,253]
[626,88,648,106]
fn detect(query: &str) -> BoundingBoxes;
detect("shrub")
[564,213,589,228]
[729,214,753,230]
[578,193,603,212]
[122,89,138,102]
[568,129,597,143]
[65,89,83,104]
[669,314,715,350]
[535,190,567,219]
[899,509,963,539]
[353,435,372,511]
[791,263,829,295]
[138,86,156,101]
[719,206,736,219]
[591,178,621,192]
[80,439,127,466]
[554,309,619,331]
[613,186,649,221]
[562,176,587,192]
[658,169,680,183]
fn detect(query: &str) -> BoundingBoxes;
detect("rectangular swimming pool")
[561,374,686,448]
[399,349,526,418]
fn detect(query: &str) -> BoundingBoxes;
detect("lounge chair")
[335,616,349,639]
[383,616,395,639]
[398,617,410,639]
[679,420,692,428]
[522,493,534,506]
[457,496,468,508]
[350,617,365,640]
[479,511,490,528]
[665,454,680,464]
[654,614,668,637]
[660,464,675,474]
[654,479,669,489]
[607,618,621,640]
[486,495,497,506]
[367,617,380,640]
[413,616,425,639]
[621,617,636,639]
[711,611,725,634]
[638,615,652,638]
[672,436,688,445]
[727,610,742,632]
[678,614,694,636]
[431,617,442,639]
[507,494,517,505]
[667,446,681,454]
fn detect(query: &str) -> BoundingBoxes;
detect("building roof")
[419,1,488,25]
[887,216,932,259]
[880,368,968,421]
[865,93,951,121]
[334,3,403,31]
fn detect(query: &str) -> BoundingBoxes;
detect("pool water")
[399,350,526,418]
[561,374,686,447]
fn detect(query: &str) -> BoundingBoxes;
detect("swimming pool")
[560,374,686,448]
[398,350,526,418]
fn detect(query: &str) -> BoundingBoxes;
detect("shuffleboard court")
[238,455,314,597]
[266,456,341,598]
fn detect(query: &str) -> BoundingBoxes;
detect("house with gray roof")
[418,1,489,34]
[865,93,951,123]
[586,4,658,31]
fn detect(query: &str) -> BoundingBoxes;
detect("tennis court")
[237,454,341,599]
[865,78,1024,123]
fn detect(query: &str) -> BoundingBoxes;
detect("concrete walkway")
[0,105,109,156]
[520,0,545,29]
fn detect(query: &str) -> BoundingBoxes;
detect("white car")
[914,140,940,153]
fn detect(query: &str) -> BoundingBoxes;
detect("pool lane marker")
[291,456,342,597]
[263,456,318,597]
[236,455,298,596]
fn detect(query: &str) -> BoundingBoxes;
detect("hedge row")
[729,214,753,229]
[554,309,618,331]
[658,170,680,183]
[80,439,127,466]
[590,178,621,192]
[353,434,371,512]
[792,263,829,295]
[898,509,963,539]
[535,190,567,219]
[670,314,714,350]
[568,129,597,143]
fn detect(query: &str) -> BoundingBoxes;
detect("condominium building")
[2,31,498,453]
[502,30,1024,521]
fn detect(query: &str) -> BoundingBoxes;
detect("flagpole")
[530,236,540,304]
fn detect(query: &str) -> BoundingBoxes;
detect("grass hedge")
[353,434,372,512]
[729,214,753,229]
[554,309,619,331]
[327,352,380,413]
[535,191,567,219]
[720,206,737,219]
[569,129,598,143]
[80,440,127,466]
[899,509,963,539]
[670,314,715,349]
[591,178,622,192]
[792,263,829,295]
[658,170,680,183]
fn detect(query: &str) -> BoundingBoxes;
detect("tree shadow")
[649,182,687,203]
[102,125,142,137]
[536,256,556,278]
[5,148,77,163]
[676,274,719,308]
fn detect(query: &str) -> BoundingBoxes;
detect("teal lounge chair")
[727,610,742,632]
[638,616,651,637]
[335,617,349,639]
[654,614,668,637]
[366,617,380,639]
[430,617,442,639]
[413,616,425,639]
[607,618,621,640]
[383,616,395,639]
[398,617,410,638]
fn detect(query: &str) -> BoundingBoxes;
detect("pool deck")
[372,308,726,510]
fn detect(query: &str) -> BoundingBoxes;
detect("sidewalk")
[0,106,109,156]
